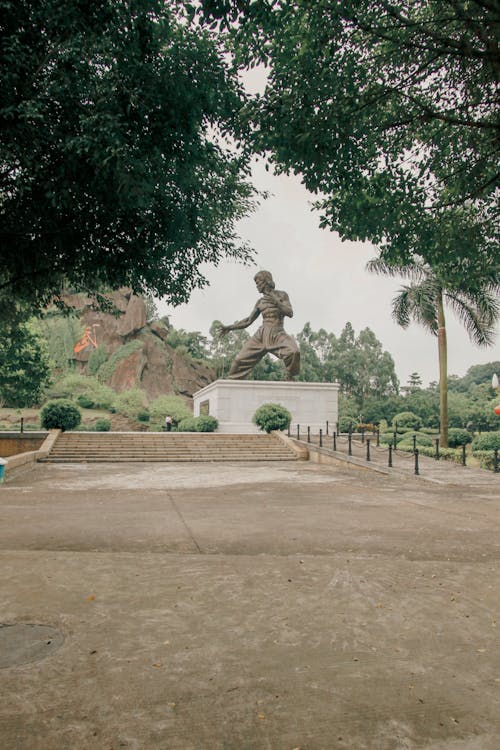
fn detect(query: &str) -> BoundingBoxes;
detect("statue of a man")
[219,270,300,380]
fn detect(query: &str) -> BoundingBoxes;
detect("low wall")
[0,432,48,457]
[1,431,60,482]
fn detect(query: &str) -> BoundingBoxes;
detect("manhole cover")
[0,624,64,668]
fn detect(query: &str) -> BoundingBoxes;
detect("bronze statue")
[219,270,300,380]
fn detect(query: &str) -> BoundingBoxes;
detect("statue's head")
[254,270,275,292]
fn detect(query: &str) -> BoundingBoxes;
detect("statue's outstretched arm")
[219,304,260,335]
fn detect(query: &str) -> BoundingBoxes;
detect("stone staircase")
[40,431,299,463]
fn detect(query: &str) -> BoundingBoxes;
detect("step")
[41,432,298,463]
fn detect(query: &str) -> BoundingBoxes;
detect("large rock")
[63,290,215,399]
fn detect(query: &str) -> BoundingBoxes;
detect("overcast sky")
[157,159,499,388]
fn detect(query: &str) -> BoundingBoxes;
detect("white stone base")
[193,379,339,434]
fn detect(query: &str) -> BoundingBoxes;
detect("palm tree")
[367,258,499,447]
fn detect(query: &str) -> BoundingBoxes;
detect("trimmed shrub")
[447,428,472,448]
[177,417,199,432]
[392,411,422,431]
[379,431,397,445]
[472,431,500,452]
[149,394,191,426]
[253,403,291,433]
[399,431,434,447]
[473,451,498,471]
[40,399,81,431]
[137,410,150,423]
[94,418,111,432]
[196,415,218,432]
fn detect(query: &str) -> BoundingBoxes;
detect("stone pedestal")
[193,379,339,434]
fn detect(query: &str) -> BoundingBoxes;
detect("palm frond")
[366,257,428,283]
[445,291,500,346]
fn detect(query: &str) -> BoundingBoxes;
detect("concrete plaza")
[0,459,499,749]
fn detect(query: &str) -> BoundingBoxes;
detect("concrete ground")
[0,460,499,750]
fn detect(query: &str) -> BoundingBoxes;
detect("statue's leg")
[270,332,301,380]
[227,336,266,380]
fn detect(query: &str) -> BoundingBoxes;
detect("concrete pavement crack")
[166,491,202,554]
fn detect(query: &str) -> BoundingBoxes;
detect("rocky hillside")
[64,289,215,399]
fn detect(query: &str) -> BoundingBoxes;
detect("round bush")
[40,399,81,431]
[94,418,111,432]
[447,428,472,448]
[253,403,292,433]
[472,431,500,452]
[137,410,150,423]
[177,417,199,432]
[76,393,95,409]
[196,415,218,432]
[392,411,422,431]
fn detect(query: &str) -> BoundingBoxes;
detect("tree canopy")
[0,0,256,316]
[201,0,499,289]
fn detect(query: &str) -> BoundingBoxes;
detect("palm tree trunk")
[437,292,448,447]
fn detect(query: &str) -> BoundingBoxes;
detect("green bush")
[253,403,292,433]
[447,428,472,447]
[195,415,218,432]
[137,410,150,423]
[338,415,356,433]
[87,345,108,375]
[473,450,498,471]
[48,374,115,409]
[392,411,422,431]
[114,388,148,419]
[399,431,434,447]
[472,431,500,452]
[40,399,81,431]
[177,417,199,432]
[76,393,95,408]
[438,447,464,463]
[149,394,191,426]
[94,418,111,432]
[420,427,439,435]
[379,431,397,445]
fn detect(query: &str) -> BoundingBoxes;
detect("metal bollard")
[462,444,466,466]
[333,431,337,451]
[388,443,393,467]
[366,438,371,462]
[307,426,311,443]
[20,417,24,433]
[393,431,397,450]
[348,432,352,456]
[434,438,440,460]
[494,449,499,473]
[376,428,380,447]
[319,429,323,448]
[297,424,300,441]
[414,448,419,475]
[412,434,417,452]
[326,420,329,436]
